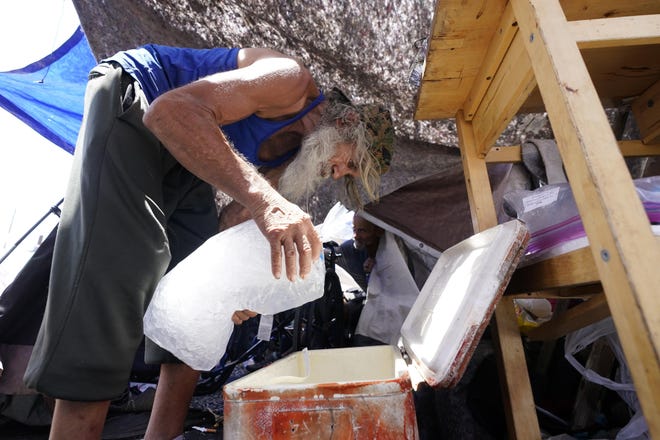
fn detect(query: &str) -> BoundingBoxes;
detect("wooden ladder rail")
[455,1,660,438]
[510,2,660,438]
[457,111,543,439]
[415,0,660,437]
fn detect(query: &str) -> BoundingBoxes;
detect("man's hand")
[232,309,258,325]
[253,195,322,282]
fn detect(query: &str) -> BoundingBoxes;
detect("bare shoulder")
[237,48,301,68]
[146,47,318,127]
[234,48,319,118]
[237,48,310,91]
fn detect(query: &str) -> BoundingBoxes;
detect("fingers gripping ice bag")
[143,220,325,371]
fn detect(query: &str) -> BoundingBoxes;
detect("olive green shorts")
[24,62,218,401]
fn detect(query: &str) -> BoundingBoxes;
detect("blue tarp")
[0,26,96,154]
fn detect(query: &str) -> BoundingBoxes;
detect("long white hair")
[278,98,381,208]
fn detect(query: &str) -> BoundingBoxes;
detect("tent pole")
[0,198,63,266]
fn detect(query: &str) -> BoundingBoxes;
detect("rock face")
[72,0,439,142]
[69,0,556,222]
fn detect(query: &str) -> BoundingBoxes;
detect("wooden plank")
[581,45,660,105]
[456,111,498,230]
[414,0,507,120]
[560,1,660,21]
[557,15,660,111]
[472,31,537,156]
[571,15,660,49]
[525,293,610,341]
[492,298,543,440]
[507,246,600,293]
[414,2,660,121]
[507,283,603,300]
[424,0,508,80]
[631,79,660,145]
[511,0,660,435]
[485,145,523,163]
[415,79,466,121]
[457,112,541,440]
[519,42,660,113]
[464,3,519,121]
[617,139,660,155]
[485,140,660,163]
[571,15,660,110]
[508,236,660,294]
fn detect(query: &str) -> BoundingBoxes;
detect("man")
[337,213,384,292]
[339,214,420,347]
[23,45,393,439]
[336,213,383,344]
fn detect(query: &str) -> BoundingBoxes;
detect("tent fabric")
[0,26,96,154]
[364,170,474,253]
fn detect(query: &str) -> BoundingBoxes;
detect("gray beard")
[278,126,339,204]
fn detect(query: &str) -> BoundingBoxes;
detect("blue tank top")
[105,45,324,167]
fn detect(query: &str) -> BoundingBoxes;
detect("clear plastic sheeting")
[143,220,325,371]
[565,318,649,440]
[503,176,660,265]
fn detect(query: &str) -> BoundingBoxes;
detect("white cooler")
[223,220,529,439]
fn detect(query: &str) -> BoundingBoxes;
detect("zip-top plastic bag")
[502,176,660,262]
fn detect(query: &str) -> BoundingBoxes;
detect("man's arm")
[218,160,293,232]
[142,49,321,280]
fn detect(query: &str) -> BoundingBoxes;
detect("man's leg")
[24,63,172,437]
[49,399,110,440]
[144,363,199,440]
[142,175,217,439]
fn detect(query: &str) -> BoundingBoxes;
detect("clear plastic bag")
[143,220,324,371]
[564,318,649,439]
[502,176,660,260]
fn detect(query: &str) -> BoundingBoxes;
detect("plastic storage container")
[223,220,529,439]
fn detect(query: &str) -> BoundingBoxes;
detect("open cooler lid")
[399,219,529,388]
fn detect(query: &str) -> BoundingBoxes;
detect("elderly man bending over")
[23,45,393,440]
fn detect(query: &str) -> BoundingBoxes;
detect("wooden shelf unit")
[414,1,660,438]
